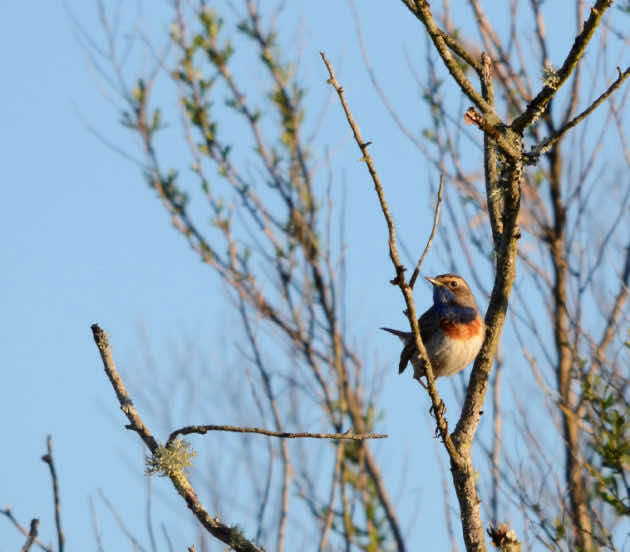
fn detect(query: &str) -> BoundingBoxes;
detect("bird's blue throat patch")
[433,285,456,305]
[434,304,477,323]
[432,286,477,323]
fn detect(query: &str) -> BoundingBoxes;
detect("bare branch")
[480,52,501,246]
[98,489,148,552]
[166,425,387,446]
[21,519,39,552]
[438,29,482,74]
[91,324,159,452]
[41,436,64,552]
[317,441,344,552]
[409,173,444,290]
[88,497,105,552]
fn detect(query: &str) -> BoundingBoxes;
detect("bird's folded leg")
[429,399,446,419]
[429,400,447,438]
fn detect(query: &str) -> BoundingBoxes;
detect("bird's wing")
[382,309,441,374]
[394,309,440,374]
[398,339,415,374]
[397,308,441,375]
[419,306,441,344]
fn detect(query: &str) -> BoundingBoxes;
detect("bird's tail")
[380,327,411,342]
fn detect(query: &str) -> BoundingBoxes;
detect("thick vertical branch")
[452,152,522,552]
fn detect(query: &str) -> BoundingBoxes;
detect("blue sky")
[2,2,624,551]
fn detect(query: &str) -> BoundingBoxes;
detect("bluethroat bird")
[382,274,484,378]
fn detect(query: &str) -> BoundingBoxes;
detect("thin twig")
[166,425,386,447]
[237,297,291,552]
[41,436,65,552]
[318,441,344,552]
[480,52,502,246]
[146,476,157,552]
[409,174,444,289]
[88,497,105,552]
[161,524,175,552]
[99,489,147,552]
[21,519,39,552]
[438,29,482,74]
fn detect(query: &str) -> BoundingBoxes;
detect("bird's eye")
[449,280,458,288]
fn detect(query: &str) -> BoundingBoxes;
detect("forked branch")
[91,324,264,552]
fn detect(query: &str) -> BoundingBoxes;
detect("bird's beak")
[425,276,442,287]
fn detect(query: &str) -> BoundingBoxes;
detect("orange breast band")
[440,316,483,340]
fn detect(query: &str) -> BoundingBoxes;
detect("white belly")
[412,331,484,377]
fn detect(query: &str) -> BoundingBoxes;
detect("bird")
[381,273,485,378]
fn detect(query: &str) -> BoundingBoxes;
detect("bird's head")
[426,273,478,309]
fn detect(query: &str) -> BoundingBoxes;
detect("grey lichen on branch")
[146,438,197,478]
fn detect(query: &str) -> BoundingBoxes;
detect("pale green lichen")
[146,438,197,478]
[542,61,560,89]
